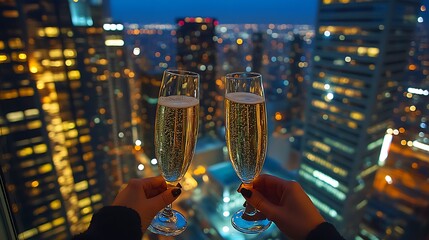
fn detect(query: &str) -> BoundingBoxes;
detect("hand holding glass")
[224,72,271,234]
[148,69,199,236]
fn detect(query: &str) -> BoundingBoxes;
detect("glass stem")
[244,201,258,216]
[242,182,257,216]
[161,203,174,219]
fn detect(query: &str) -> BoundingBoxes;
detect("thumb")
[148,188,181,213]
[241,188,277,220]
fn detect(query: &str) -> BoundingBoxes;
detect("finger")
[145,187,167,199]
[240,188,278,221]
[253,174,285,188]
[147,188,182,213]
[140,176,167,190]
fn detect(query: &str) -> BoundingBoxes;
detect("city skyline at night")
[1,0,429,239]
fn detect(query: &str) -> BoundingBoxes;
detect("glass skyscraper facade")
[299,0,420,237]
[176,17,220,137]
[0,0,131,238]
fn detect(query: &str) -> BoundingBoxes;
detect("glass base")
[231,208,272,234]
[148,209,187,236]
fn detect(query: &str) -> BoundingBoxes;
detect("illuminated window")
[50,200,62,210]
[0,40,4,49]
[350,111,364,120]
[347,121,358,129]
[0,127,10,136]
[18,228,38,239]
[81,206,93,215]
[304,152,348,177]
[27,120,42,130]
[33,205,47,215]
[367,137,384,151]
[38,222,53,233]
[78,197,91,207]
[75,181,89,192]
[67,129,78,138]
[312,82,326,91]
[19,87,35,97]
[300,170,346,200]
[45,27,59,37]
[37,28,45,37]
[91,194,102,202]
[39,163,53,174]
[0,90,18,100]
[79,135,91,143]
[83,152,93,161]
[49,49,63,58]
[50,60,63,67]
[24,108,39,118]
[76,118,87,126]
[2,10,19,18]
[323,137,355,154]
[33,144,47,154]
[329,76,365,88]
[13,64,25,73]
[17,147,33,157]
[8,38,23,49]
[52,217,65,226]
[0,54,8,63]
[6,111,24,122]
[63,49,77,58]
[65,59,75,66]
[319,26,362,35]
[53,72,66,81]
[68,70,80,80]
[309,141,331,153]
[11,52,27,61]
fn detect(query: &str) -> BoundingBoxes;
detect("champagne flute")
[224,72,271,234]
[148,69,199,236]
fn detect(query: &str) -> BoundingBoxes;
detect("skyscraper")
[299,0,420,237]
[286,34,305,133]
[0,0,116,238]
[359,7,429,238]
[103,22,137,185]
[251,32,264,73]
[176,17,219,137]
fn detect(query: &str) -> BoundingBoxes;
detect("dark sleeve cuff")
[306,222,345,240]
[73,206,142,240]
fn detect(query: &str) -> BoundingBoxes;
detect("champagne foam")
[226,92,265,104]
[158,95,199,108]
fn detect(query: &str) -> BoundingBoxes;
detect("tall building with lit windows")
[0,0,112,239]
[103,22,137,185]
[176,17,219,137]
[299,0,420,237]
[359,6,429,238]
[251,32,264,73]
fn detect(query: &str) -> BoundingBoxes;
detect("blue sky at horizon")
[110,0,319,25]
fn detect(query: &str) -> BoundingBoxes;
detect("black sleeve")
[306,222,345,240]
[73,206,143,240]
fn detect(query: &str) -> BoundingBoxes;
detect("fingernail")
[240,188,252,198]
[236,183,243,193]
[172,188,181,197]
[176,183,182,189]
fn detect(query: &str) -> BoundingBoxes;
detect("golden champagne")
[155,95,199,184]
[225,92,267,184]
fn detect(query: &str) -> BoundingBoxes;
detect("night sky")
[110,0,319,25]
